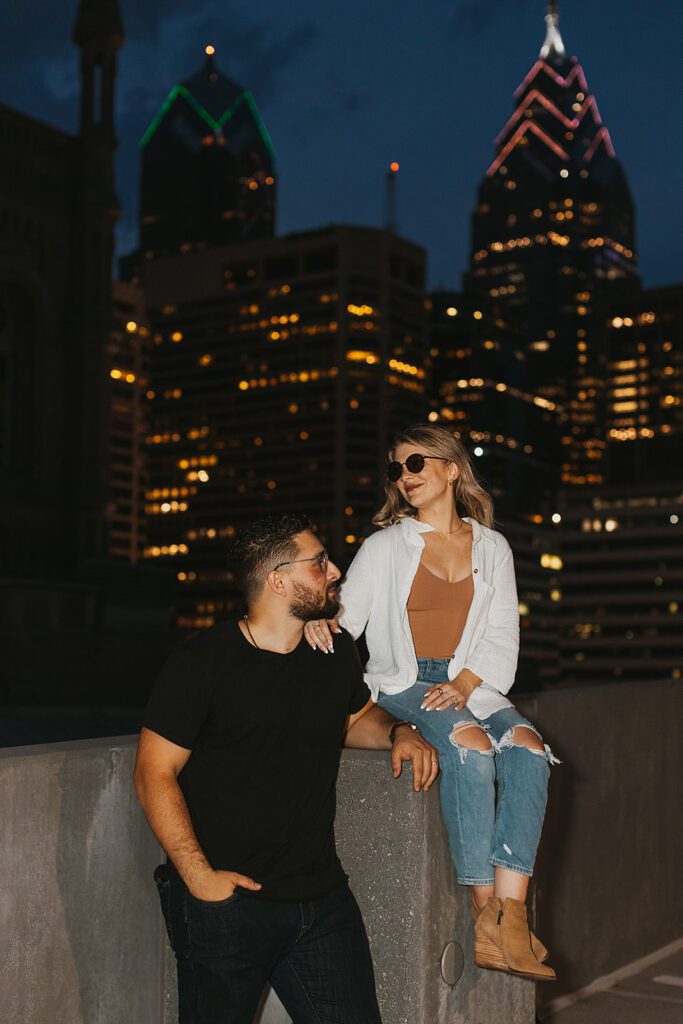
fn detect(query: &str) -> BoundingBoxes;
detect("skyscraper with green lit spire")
[134,47,276,265]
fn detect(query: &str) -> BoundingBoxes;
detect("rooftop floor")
[544,946,683,1024]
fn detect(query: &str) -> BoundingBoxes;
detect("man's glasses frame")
[386,453,449,482]
[272,550,330,573]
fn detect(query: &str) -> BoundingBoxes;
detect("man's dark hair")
[228,513,314,605]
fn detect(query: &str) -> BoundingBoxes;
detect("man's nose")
[327,560,342,583]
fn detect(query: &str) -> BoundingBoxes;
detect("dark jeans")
[155,866,382,1024]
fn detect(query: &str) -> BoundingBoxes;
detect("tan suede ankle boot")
[499,898,556,982]
[474,897,507,972]
[474,896,556,982]
[470,892,549,963]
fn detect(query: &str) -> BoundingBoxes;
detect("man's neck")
[240,606,304,654]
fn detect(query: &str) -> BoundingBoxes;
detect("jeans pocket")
[188,889,240,909]
[154,864,174,949]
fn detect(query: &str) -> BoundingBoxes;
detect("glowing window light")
[551,513,562,524]
[446,307,458,317]
[110,368,122,380]
[125,321,137,333]
[540,553,563,570]
[198,353,213,365]
[347,350,378,364]
[473,446,484,457]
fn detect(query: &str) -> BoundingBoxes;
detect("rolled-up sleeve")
[338,539,375,641]
[463,542,520,695]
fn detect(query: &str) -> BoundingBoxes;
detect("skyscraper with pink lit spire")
[466,1,640,484]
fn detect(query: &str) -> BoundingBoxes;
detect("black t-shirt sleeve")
[142,647,214,750]
[338,631,372,714]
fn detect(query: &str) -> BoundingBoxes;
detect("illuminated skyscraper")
[466,1,639,485]
[605,285,683,484]
[129,47,276,271]
[140,227,429,628]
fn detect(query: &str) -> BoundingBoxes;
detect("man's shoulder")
[334,626,361,655]
[167,620,239,668]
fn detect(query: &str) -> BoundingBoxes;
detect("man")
[134,513,438,1024]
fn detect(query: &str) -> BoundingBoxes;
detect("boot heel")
[475,935,508,971]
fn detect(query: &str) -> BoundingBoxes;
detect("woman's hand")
[304,617,342,653]
[421,670,481,712]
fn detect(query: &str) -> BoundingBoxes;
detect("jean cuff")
[489,857,533,877]
[460,876,495,886]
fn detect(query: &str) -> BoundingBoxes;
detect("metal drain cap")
[440,940,465,987]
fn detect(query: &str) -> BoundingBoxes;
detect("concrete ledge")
[0,737,166,1024]
[2,737,534,1024]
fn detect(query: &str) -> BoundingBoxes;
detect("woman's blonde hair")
[373,423,494,528]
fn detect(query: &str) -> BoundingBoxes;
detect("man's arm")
[343,700,439,793]
[133,727,261,900]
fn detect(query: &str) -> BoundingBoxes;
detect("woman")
[305,423,558,981]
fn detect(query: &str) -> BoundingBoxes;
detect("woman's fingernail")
[327,645,334,653]
[420,703,426,709]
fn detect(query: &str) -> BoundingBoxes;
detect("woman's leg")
[484,709,558,891]
[377,669,496,890]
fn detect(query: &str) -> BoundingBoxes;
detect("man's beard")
[289,581,340,622]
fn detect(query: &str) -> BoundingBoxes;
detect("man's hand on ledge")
[390,723,439,793]
[188,867,262,903]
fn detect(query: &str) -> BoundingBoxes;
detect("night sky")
[1,0,680,290]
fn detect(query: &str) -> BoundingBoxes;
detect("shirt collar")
[400,515,486,546]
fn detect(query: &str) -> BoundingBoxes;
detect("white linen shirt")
[338,516,519,719]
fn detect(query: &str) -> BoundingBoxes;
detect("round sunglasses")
[385,454,449,482]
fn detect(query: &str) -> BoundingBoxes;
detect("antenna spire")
[540,1,565,60]
[384,162,399,233]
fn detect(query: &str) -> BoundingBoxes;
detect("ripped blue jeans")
[377,658,558,885]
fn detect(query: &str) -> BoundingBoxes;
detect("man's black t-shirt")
[142,620,370,901]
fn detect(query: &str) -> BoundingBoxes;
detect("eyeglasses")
[386,453,449,482]
[273,549,330,573]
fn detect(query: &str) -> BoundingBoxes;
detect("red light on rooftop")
[390,161,399,173]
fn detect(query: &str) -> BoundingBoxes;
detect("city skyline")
[1,0,681,290]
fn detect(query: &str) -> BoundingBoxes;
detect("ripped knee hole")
[449,723,493,753]
[509,726,546,755]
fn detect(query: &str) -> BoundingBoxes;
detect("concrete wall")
[2,681,680,1023]
[518,680,683,1009]
[0,738,166,1024]
[1,738,533,1024]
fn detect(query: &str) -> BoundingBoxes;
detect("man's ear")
[265,569,287,597]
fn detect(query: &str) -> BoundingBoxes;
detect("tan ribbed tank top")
[407,562,474,659]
